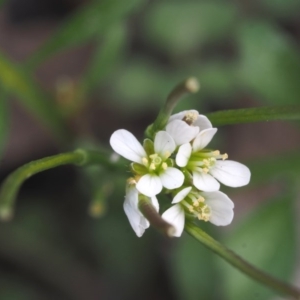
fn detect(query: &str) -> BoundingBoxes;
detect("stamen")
[202,168,209,174]
[150,163,156,170]
[164,151,171,159]
[127,177,136,185]
[182,111,199,125]
[142,157,148,166]
[222,153,228,160]
[162,162,168,170]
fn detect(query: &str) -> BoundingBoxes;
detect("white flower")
[166,110,212,146]
[110,129,184,197]
[176,128,251,192]
[162,187,234,237]
[123,182,159,237]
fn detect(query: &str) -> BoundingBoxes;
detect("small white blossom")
[176,128,251,192]
[166,110,212,146]
[162,187,234,237]
[110,129,184,197]
[123,181,159,237]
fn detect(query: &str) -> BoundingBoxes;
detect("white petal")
[110,129,146,164]
[168,110,199,123]
[192,128,218,152]
[123,186,149,237]
[209,160,251,188]
[160,167,184,190]
[166,120,199,146]
[150,196,160,212]
[172,186,192,204]
[136,174,162,197]
[201,191,234,226]
[154,131,176,158]
[162,204,185,237]
[193,115,212,131]
[176,143,192,167]
[193,171,220,192]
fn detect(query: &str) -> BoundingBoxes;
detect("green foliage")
[219,195,297,300]
[171,231,220,300]
[143,2,237,57]
[0,90,9,158]
[238,21,300,105]
[0,52,69,143]
[26,0,145,69]
[81,23,127,94]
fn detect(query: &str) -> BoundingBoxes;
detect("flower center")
[187,150,228,174]
[182,111,198,125]
[182,193,211,222]
[142,153,168,173]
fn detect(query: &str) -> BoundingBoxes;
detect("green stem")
[145,77,199,138]
[206,105,300,126]
[138,194,175,237]
[0,149,125,220]
[185,221,300,299]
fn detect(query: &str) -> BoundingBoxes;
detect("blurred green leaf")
[89,215,158,298]
[0,52,70,143]
[260,0,300,19]
[27,0,145,69]
[0,0,7,7]
[112,58,176,112]
[249,152,300,185]
[0,88,9,158]
[219,195,297,300]
[238,21,300,105]
[207,105,300,126]
[143,2,237,57]
[171,231,221,300]
[81,23,127,94]
[183,61,237,100]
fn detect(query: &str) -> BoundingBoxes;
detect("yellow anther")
[213,150,220,156]
[222,153,228,160]
[162,162,168,170]
[203,159,209,165]
[188,206,194,212]
[150,163,156,170]
[193,201,199,207]
[149,154,157,159]
[164,151,171,159]
[202,168,209,174]
[142,157,148,165]
[127,177,136,185]
[198,196,205,202]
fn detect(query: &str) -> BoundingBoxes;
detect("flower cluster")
[110,110,250,237]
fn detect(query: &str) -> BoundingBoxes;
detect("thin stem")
[185,221,300,299]
[138,195,175,237]
[0,149,125,221]
[146,77,199,138]
[206,105,300,126]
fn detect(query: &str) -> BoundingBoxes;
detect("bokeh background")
[0,0,300,299]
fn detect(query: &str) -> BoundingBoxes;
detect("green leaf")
[0,88,9,158]
[171,231,220,300]
[260,0,300,19]
[81,23,127,94]
[219,195,297,300]
[0,0,7,7]
[143,2,237,57]
[26,0,145,69]
[238,21,300,105]
[206,105,300,126]
[0,52,70,143]
[248,152,300,185]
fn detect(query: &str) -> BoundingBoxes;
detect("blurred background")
[0,0,300,299]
